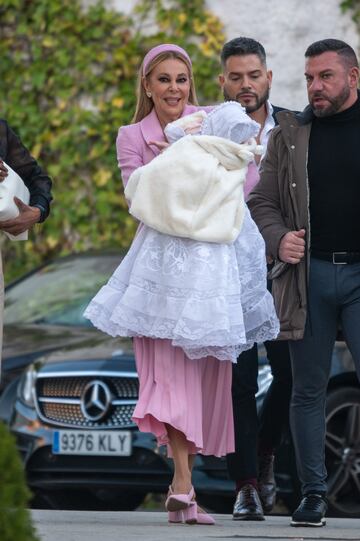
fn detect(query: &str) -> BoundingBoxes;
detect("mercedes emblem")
[81,380,112,422]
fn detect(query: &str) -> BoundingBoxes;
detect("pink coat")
[244,161,260,201]
[116,105,210,187]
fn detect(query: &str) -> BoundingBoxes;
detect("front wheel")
[325,386,360,518]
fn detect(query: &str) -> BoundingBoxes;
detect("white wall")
[112,0,359,110]
[207,0,359,110]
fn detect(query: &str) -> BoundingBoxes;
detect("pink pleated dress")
[132,337,234,457]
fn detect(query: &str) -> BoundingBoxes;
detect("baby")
[164,101,260,144]
[124,101,263,244]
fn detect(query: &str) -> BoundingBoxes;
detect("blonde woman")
[86,44,226,525]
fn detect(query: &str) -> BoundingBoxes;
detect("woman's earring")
[146,91,152,98]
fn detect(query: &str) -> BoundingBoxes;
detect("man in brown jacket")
[248,39,360,527]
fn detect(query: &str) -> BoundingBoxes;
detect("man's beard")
[310,85,350,117]
[223,86,270,113]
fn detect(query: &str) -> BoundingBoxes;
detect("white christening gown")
[84,205,279,363]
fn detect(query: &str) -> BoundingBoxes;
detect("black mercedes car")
[1,252,359,516]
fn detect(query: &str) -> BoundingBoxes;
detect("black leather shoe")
[233,484,265,520]
[258,454,276,514]
[291,494,327,527]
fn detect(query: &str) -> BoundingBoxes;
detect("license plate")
[53,430,132,456]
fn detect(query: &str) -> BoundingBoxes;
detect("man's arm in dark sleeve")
[4,121,53,222]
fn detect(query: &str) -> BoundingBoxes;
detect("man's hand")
[278,229,306,264]
[0,160,8,181]
[0,197,41,236]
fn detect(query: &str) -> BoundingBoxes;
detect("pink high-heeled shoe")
[165,485,195,512]
[166,485,215,525]
[170,504,215,525]
[191,506,215,525]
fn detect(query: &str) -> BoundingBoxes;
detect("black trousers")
[226,339,292,480]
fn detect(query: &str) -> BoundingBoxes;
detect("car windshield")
[4,254,121,327]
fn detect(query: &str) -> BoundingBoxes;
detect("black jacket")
[272,105,286,125]
[0,120,52,222]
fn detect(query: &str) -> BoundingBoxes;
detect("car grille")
[35,374,138,429]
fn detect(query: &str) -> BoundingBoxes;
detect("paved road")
[32,510,360,541]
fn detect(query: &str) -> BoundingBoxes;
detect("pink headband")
[142,43,192,76]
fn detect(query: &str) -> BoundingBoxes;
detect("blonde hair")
[132,51,198,123]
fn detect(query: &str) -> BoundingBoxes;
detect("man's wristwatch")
[32,204,47,223]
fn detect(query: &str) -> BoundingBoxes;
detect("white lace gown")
[84,206,279,363]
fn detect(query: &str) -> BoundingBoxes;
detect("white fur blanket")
[125,135,260,244]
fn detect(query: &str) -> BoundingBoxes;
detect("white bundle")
[0,162,30,241]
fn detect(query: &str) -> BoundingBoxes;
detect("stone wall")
[111,0,359,110]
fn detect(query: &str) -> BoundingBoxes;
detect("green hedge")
[0,0,225,282]
[0,422,39,541]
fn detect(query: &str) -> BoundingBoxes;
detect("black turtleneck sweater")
[307,97,360,252]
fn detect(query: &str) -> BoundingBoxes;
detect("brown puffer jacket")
[248,107,314,340]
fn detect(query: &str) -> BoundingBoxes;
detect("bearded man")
[248,38,360,527]
[219,37,293,521]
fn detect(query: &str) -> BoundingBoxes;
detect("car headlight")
[17,365,37,408]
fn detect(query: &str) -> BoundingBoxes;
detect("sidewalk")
[32,510,360,541]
